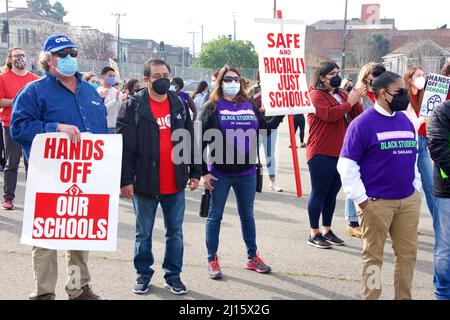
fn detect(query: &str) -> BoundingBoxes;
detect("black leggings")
[294,114,306,144]
[307,155,342,229]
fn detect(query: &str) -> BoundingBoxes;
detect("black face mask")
[329,75,342,88]
[151,78,171,95]
[385,88,410,112]
[346,86,354,93]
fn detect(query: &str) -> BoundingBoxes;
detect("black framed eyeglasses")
[54,49,78,58]
[223,76,241,83]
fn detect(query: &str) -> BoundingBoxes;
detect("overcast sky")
[10,0,450,52]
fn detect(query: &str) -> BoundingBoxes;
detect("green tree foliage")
[27,0,68,23]
[195,37,259,69]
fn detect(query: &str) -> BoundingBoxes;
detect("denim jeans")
[206,173,257,261]
[345,196,359,223]
[133,191,185,279]
[259,131,278,177]
[418,135,437,218]
[434,197,450,300]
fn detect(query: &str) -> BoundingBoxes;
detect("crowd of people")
[1,33,450,301]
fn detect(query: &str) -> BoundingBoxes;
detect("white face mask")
[413,76,426,90]
[223,82,241,97]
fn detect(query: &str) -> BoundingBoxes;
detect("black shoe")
[307,234,332,249]
[164,276,187,295]
[323,230,345,246]
[133,276,151,295]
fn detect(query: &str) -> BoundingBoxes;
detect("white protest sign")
[420,73,450,117]
[253,18,315,117]
[21,133,122,252]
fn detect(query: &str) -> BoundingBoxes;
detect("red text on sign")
[267,33,300,49]
[44,138,104,161]
[60,162,92,184]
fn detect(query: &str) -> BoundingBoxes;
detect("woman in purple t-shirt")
[337,71,422,300]
[200,65,283,280]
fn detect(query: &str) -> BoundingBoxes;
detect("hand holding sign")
[57,124,81,143]
[22,133,122,251]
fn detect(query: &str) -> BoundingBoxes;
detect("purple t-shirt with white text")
[209,99,259,177]
[341,108,417,200]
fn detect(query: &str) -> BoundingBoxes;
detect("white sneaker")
[269,182,283,192]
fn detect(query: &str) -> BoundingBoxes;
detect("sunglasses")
[223,76,241,83]
[54,49,78,58]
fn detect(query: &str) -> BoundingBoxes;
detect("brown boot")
[69,285,104,300]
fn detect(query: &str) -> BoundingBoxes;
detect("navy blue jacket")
[11,71,108,160]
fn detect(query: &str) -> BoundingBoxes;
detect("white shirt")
[337,103,422,205]
[194,93,206,114]
[97,86,124,129]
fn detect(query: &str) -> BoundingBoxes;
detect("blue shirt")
[11,71,108,160]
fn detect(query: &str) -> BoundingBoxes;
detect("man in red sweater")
[0,48,39,210]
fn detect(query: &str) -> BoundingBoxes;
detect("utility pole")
[5,0,10,48]
[233,12,236,40]
[201,24,204,49]
[341,0,349,78]
[273,0,277,19]
[181,46,185,68]
[186,20,205,50]
[187,31,199,60]
[112,13,126,63]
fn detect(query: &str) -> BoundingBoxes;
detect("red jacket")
[306,89,363,162]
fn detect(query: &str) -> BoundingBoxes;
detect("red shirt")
[307,89,363,162]
[149,97,178,195]
[368,91,376,103]
[0,71,39,127]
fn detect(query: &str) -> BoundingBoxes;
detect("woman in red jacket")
[306,61,364,249]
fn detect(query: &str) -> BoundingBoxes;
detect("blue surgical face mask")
[56,56,78,77]
[106,76,116,86]
[169,85,177,92]
[91,82,99,90]
[223,82,241,97]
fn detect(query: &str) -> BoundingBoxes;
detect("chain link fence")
[77,61,258,92]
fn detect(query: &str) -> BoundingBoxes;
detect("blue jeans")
[259,132,278,177]
[206,173,257,261]
[434,197,450,300]
[133,191,185,279]
[418,135,437,218]
[345,196,359,223]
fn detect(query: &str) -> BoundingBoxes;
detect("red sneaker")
[246,253,272,274]
[208,256,222,279]
[1,199,15,210]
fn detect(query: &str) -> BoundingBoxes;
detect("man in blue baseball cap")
[10,34,108,300]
